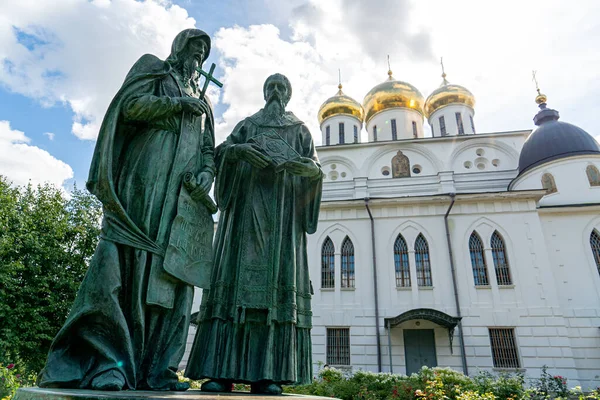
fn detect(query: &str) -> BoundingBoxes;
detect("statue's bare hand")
[232,144,271,169]
[180,97,210,116]
[196,171,213,194]
[282,158,321,178]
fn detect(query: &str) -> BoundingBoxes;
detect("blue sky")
[1,0,599,189]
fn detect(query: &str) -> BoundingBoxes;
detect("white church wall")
[539,210,600,385]
[365,109,424,142]
[307,194,594,387]
[321,115,363,146]
[180,129,600,389]
[449,207,581,383]
[429,104,475,137]
[315,131,529,201]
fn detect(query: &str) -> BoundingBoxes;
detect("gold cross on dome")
[532,70,541,94]
[440,57,448,85]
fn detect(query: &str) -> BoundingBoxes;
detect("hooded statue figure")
[37,29,216,392]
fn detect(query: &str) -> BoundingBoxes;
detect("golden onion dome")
[362,70,425,124]
[317,84,364,125]
[424,74,475,119]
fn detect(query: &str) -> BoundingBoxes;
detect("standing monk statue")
[37,29,218,391]
[185,73,324,395]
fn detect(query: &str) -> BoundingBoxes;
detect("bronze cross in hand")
[197,63,223,100]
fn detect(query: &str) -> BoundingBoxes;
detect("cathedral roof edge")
[320,190,546,209]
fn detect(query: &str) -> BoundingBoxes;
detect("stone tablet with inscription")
[163,179,215,289]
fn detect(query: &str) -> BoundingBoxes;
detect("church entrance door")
[404,329,437,375]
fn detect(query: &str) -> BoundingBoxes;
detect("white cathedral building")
[184,68,600,389]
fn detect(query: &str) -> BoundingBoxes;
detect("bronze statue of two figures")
[37,29,323,395]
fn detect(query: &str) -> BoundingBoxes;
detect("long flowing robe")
[185,109,323,385]
[38,49,215,390]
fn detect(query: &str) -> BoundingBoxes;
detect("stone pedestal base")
[14,388,335,400]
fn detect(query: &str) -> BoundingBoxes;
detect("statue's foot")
[251,381,283,395]
[90,370,125,391]
[200,380,232,392]
[169,381,190,391]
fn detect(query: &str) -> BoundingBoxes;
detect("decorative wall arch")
[462,217,515,253]
[316,222,361,252]
[449,139,519,172]
[320,156,359,182]
[320,155,359,176]
[365,143,443,177]
[386,220,437,289]
[388,220,437,252]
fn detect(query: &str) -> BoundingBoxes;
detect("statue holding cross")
[37,29,222,392]
[198,62,223,100]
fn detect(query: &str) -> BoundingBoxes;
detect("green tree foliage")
[0,176,102,373]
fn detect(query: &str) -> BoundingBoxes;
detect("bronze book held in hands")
[248,129,302,172]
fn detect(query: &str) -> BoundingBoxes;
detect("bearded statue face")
[264,77,291,117]
[177,38,209,90]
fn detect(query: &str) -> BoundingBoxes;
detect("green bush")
[472,370,525,399]
[283,365,594,400]
[0,178,102,373]
[1,362,36,400]
[525,366,569,399]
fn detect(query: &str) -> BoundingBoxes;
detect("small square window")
[326,328,350,365]
[489,328,520,368]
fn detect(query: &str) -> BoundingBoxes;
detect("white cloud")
[211,0,434,144]
[43,132,55,140]
[212,24,329,143]
[212,0,600,145]
[1,0,598,150]
[0,0,196,140]
[0,120,73,187]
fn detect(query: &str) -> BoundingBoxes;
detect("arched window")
[469,231,489,286]
[591,230,600,275]
[586,165,600,187]
[321,237,335,288]
[394,234,411,287]
[341,236,355,288]
[541,173,557,194]
[414,234,432,287]
[491,231,512,285]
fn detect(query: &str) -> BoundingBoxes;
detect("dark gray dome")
[518,106,600,175]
